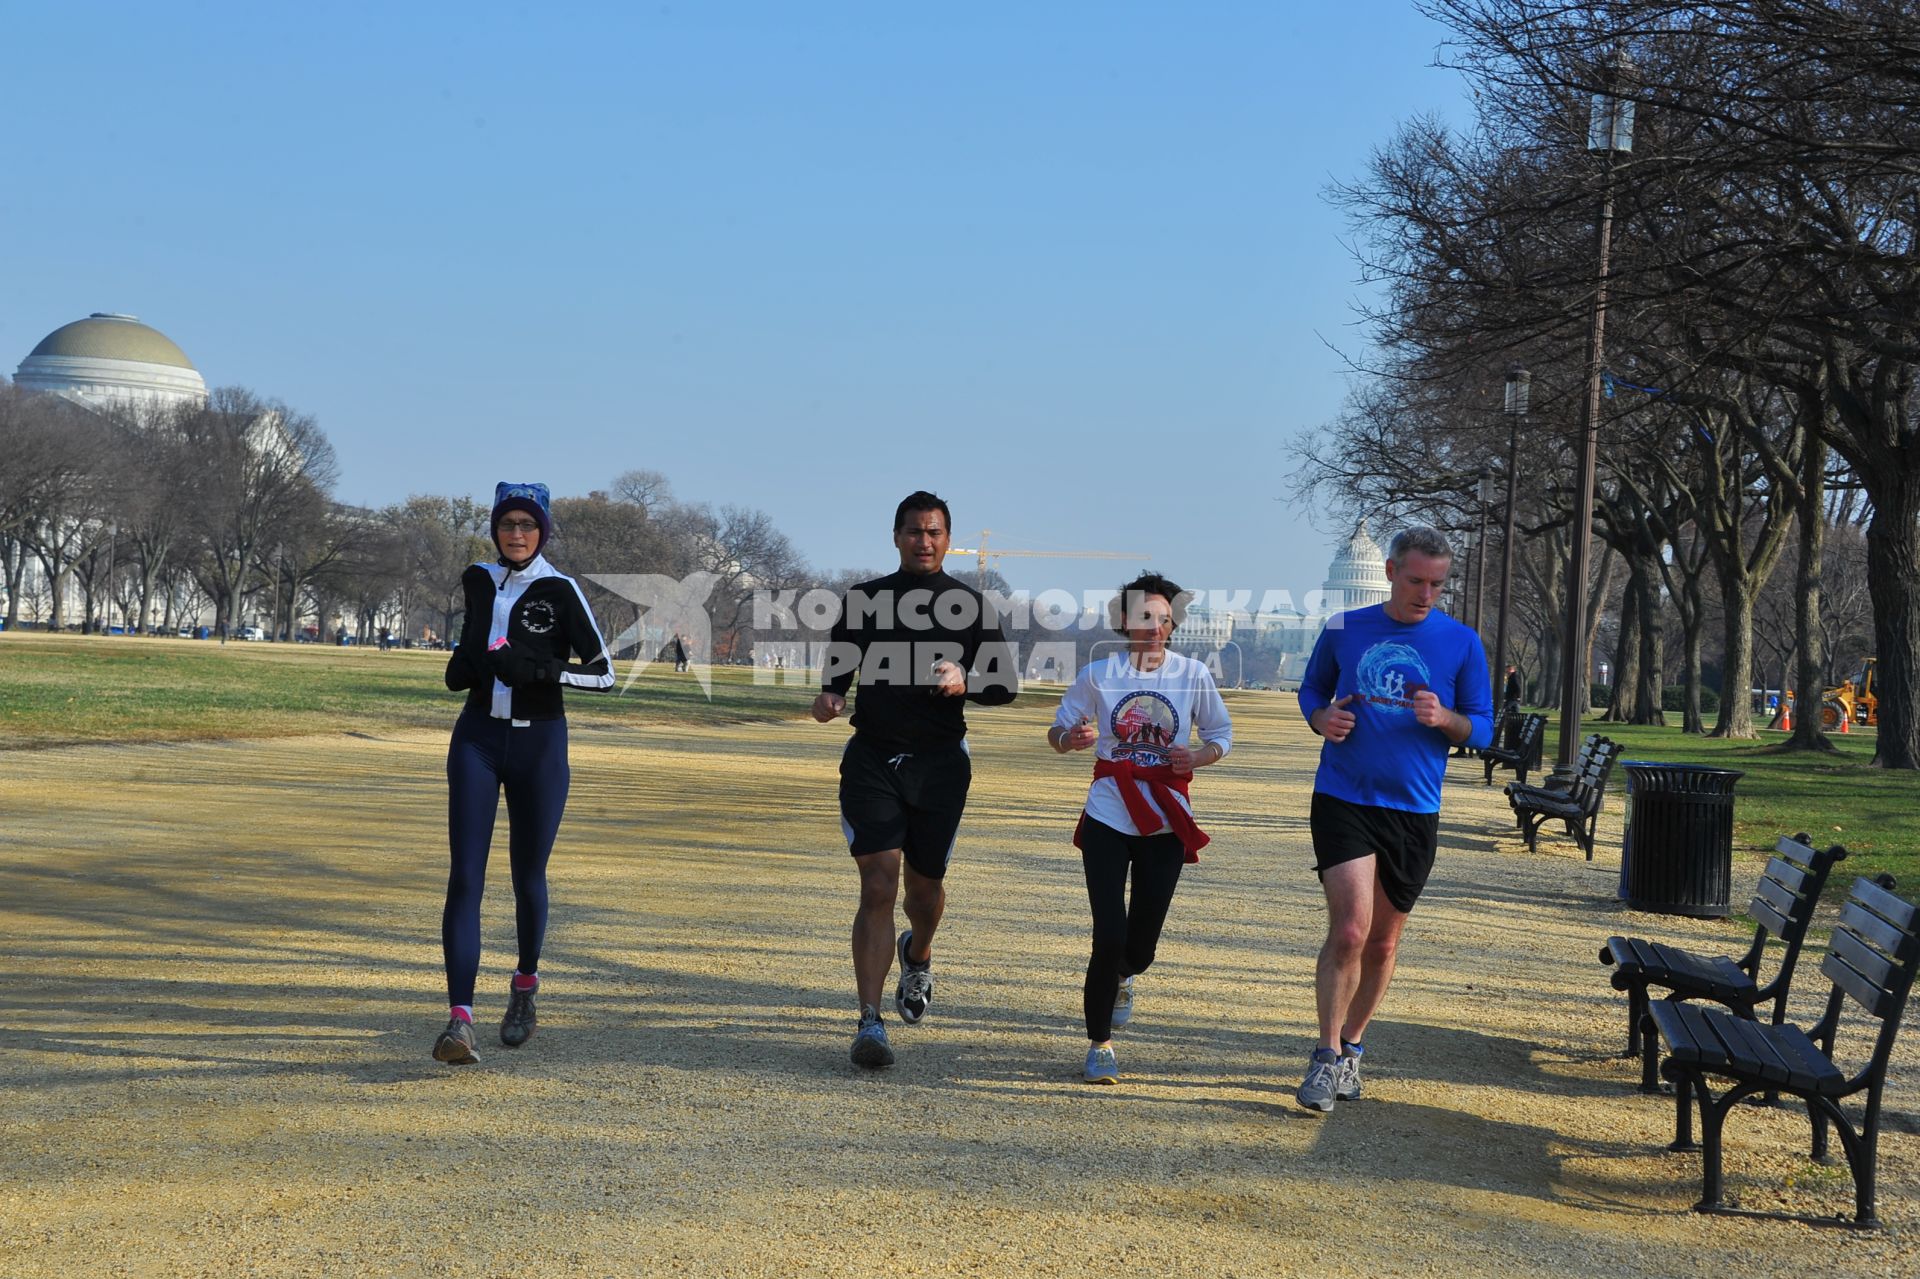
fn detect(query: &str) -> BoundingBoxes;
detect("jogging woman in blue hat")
[432,482,615,1065]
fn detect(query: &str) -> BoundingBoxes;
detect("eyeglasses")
[498,519,541,534]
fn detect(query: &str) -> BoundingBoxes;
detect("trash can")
[1618,762,1743,917]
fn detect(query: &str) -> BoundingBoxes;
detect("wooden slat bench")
[1600,834,1849,1091]
[1480,711,1545,786]
[1650,875,1919,1229]
[1505,734,1620,859]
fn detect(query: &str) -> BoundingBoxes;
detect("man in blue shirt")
[1294,526,1493,1112]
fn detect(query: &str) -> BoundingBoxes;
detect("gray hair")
[1388,525,1454,565]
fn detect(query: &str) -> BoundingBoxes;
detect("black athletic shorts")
[838,734,972,880]
[1309,791,1441,914]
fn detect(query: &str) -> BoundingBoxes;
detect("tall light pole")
[1495,363,1528,709]
[1559,49,1636,769]
[1473,465,1493,632]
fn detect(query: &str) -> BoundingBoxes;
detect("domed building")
[14,313,208,412]
[1320,519,1392,611]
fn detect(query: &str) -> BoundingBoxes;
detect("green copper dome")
[27,314,196,370]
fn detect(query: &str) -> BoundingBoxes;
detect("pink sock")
[512,972,539,993]
[450,1005,474,1023]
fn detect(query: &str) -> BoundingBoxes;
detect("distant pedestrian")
[672,633,689,672]
[1049,572,1230,1084]
[432,482,615,1066]
[1293,526,1493,1112]
[1503,664,1522,708]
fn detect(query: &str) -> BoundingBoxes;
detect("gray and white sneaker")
[851,1005,894,1069]
[1296,1048,1341,1112]
[895,930,933,1024]
[1111,974,1135,1029]
[1335,1050,1363,1101]
[1084,1044,1120,1084]
[432,1016,480,1066]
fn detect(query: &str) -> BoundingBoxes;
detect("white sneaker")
[894,930,933,1024]
[1111,974,1135,1029]
[1335,1050,1363,1101]
[1296,1050,1341,1112]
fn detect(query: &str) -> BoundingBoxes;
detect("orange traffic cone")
[1840,710,1851,733]
[1774,701,1791,732]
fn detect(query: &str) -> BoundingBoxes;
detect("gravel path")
[2,693,1914,1276]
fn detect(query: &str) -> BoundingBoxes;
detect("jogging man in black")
[810,491,1019,1068]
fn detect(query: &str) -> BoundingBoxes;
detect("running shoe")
[1084,1044,1120,1085]
[432,1016,480,1066]
[1335,1048,1363,1101]
[500,982,538,1048]
[1111,974,1135,1029]
[851,1005,895,1069]
[894,929,933,1025]
[1296,1048,1341,1112]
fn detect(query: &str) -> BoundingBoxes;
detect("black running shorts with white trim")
[1309,791,1440,914]
[839,734,972,880]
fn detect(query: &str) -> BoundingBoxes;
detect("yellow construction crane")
[947,529,1149,587]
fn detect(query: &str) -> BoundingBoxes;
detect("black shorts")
[838,735,972,880]
[1309,792,1440,914]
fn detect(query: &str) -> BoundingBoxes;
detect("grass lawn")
[0,632,815,745]
[7,633,1914,883]
[1534,709,1920,887]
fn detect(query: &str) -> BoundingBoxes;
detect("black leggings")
[1080,815,1186,1041]
[444,708,570,1006]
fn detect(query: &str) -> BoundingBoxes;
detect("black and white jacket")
[445,556,615,721]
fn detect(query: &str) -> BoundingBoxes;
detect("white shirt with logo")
[1053,651,1233,836]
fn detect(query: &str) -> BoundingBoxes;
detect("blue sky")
[2,2,1465,601]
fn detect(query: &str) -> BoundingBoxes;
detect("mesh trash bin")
[1618,762,1743,917]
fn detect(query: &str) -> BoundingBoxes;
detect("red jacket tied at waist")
[1075,757,1210,863]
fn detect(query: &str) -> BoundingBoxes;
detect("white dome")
[1321,519,1391,610]
[15,313,208,412]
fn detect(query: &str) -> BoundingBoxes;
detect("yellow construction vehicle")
[1820,658,1879,731]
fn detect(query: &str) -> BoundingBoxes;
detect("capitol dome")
[14,313,208,412]
[1321,519,1392,610]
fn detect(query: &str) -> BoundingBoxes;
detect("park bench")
[1480,710,1545,786]
[1600,833,1849,1092]
[1649,875,1918,1229]
[1505,733,1620,859]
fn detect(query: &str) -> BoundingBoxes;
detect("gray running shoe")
[500,983,537,1048]
[432,1016,480,1066]
[1084,1044,1119,1084]
[851,1005,895,1069]
[1335,1050,1363,1101]
[1111,974,1135,1029]
[895,930,933,1024]
[1296,1049,1341,1112]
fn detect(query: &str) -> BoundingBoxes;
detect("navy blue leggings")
[444,709,570,1006]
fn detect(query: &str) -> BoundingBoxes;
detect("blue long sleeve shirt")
[1297,604,1494,813]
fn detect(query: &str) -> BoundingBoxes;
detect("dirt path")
[2,694,1913,1276]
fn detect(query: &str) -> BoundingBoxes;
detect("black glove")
[446,644,487,691]
[487,643,557,687]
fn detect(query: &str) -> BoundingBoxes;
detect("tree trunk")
[1864,478,1920,768]
[1633,565,1665,724]
[1787,436,1835,751]
[1604,569,1639,722]
[1711,572,1759,738]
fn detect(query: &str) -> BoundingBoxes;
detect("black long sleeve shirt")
[822,568,1019,750]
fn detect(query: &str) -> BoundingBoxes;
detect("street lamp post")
[1473,465,1493,632]
[1495,364,1527,709]
[1558,49,1636,769]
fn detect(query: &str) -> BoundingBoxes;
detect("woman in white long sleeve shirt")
[1047,572,1232,1084]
